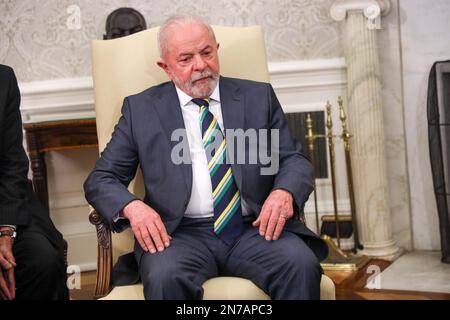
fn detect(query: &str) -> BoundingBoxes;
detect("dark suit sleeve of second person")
[267,83,315,212]
[84,98,139,232]
[0,66,31,226]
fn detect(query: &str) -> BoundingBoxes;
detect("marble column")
[330,0,401,260]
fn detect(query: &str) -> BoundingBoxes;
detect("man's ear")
[157,59,169,73]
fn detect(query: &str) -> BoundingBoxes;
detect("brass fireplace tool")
[306,97,369,271]
[338,96,364,252]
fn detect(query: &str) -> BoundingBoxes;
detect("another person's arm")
[0,66,29,299]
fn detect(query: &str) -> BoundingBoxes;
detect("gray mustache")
[191,71,216,83]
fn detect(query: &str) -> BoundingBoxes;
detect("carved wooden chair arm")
[89,208,112,299]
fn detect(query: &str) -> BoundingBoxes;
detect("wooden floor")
[70,259,450,300]
[70,271,96,300]
[324,259,450,300]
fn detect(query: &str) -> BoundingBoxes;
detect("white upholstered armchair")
[89,25,335,300]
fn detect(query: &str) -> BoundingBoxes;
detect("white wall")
[399,0,450,250]
[0,0,341,82]
[46,149,99,271]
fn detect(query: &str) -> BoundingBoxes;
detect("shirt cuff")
[113,210,126,223]
[0,225,16,230]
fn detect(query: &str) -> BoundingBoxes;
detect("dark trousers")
[136,217,321,300]
[12,230,68,300]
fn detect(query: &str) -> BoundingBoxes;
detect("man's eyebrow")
[178,52,193,58]
[201,45,212,52]
[178,45,213,57]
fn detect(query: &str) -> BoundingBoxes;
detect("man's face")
[157,22,220,98]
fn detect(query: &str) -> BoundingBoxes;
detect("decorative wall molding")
[269,58,347,92]
[19,58,347,122]
[49,192,88,210]
[19,77,94,123]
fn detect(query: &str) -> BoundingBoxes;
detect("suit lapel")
[220,77,244,191]
[153,82,193,194]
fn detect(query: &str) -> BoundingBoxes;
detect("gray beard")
[170,69,219,98]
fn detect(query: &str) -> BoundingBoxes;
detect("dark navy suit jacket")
[0,65,64,248]
[84,77,328,271]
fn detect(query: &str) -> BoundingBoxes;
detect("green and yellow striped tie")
[192,98,243,245]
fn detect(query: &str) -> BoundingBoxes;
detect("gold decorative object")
[320,235,370,271]
[326,101,341,248]
[306,113,321,233]
[306,99,369,271]
[338,96,363,252]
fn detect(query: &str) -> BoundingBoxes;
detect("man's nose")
[193,54,207,71]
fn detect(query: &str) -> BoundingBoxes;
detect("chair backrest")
[91,25,270,264]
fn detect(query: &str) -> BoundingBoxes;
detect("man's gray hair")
[158,15,216,59]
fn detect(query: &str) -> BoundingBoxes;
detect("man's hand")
[123,200,172,254]
[0,233,16,300]
[252,189,294,241]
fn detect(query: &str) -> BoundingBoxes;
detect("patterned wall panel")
[0,0,342,82]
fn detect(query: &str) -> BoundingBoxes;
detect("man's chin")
[191,83,216,97]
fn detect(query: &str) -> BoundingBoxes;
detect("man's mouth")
[193,76,211,84]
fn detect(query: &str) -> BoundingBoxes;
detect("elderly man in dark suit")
[84,15,328,300]
[0,65,68,300]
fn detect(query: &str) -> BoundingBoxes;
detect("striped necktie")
[192,98,243,245]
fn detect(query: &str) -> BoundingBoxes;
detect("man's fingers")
[258,207,271,237]
[6,269,15,300]
[272,216,286,241]
[0,257,13,271]
[140,226,156,254]
[147,225,165,253]
[155,220,171,248]
[252,215,261,227]
[125,201,170,254]
[133,227,149,252]
[4,252,16,267]
[264,210,280,241]
[0,272,11,300]
[253,201,269,228]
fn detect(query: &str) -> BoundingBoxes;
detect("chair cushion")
[99,275,335,300]
[202,277,269,300]
[100,283,145,300]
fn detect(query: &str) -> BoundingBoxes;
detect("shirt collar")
[175,78,221,107]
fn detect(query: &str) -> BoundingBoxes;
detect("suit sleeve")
[267,84,314,214]
[0,67,31,226]
[83,98,139,232]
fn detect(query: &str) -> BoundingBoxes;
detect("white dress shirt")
[175,81,250,218]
